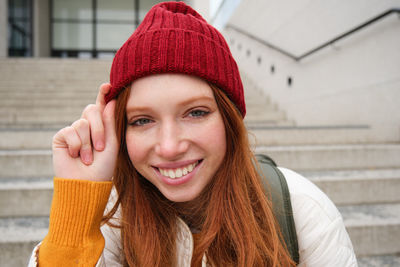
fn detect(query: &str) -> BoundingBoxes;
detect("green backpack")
[255,154,300,264]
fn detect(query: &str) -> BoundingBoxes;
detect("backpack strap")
[255,154,300,264]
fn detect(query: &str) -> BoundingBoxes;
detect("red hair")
[104,83,295,267]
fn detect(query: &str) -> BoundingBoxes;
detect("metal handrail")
[226,8,400,61]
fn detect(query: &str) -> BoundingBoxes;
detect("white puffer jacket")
[29,168,358,266]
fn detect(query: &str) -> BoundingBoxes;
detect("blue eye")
[131,118,152,126]
[189,109,209,118]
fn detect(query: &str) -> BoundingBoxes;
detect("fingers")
[96,83,112,112]
[53,120,93,165]
[80,83,112,151]
[82,104,105,151]
[54,126,81,158]
[54,100,118,166]
[103,99,118,152]
[71,119,93,165]
[52,83,116,178]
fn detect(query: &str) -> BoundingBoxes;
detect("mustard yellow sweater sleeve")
[38,177,113,267]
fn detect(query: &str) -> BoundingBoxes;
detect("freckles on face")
[124,73,226,202]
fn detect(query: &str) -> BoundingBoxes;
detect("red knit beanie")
[106,1,246,117]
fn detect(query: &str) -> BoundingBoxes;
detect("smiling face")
[125,74,226,202]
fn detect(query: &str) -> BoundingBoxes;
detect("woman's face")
[125,73,226,202]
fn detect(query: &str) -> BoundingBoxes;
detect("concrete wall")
[33,0,50,57]
[186,0,210,21]
[224,0,400,141]
[0,0,7,58]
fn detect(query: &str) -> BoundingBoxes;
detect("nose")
[155,120,189,160]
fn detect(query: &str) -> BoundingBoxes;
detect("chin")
[161,189,201,203]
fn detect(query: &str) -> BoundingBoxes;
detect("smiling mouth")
[156,160,201,179]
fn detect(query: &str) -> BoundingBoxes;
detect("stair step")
[304,169,400,205]
[0,178,53,217]
[0,150,53,178]
[0,122,70,130]
[1,106,89,114]
[0,216,48,267]
[0,112,80,125]
[0,58,110,68]
[0,91,96,97]
[241,70,291,126]
[0,98,95,108]
[256,144,400,171]
[339,203,400,256]
[248,126,386,145]
[0,80,102,87]
[244,111,287,122]
[244,104,277,113]
[245,120,295,127]
[0,130,56,149]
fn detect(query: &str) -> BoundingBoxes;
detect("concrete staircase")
[0,58,110,129]
[1,59,400,266]
[0,58,111,267]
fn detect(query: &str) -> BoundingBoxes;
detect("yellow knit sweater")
[38,177,113,267]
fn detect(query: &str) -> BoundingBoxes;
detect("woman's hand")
[52,83,119,181]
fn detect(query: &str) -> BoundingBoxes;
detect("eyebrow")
[126,95,215,113]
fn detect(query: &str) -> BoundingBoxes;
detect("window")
[8,0,33,57]
[51,0,166,58]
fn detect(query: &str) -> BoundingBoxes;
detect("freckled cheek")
[209,122,227,155]
[125,132,152,165]
[189,119,226,154]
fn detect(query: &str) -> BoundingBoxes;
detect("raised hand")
[52,83,119,181]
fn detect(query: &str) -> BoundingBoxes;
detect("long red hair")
[104,83,295,267]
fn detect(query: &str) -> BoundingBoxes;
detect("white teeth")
[159,161,199,179]
[175,168,183,178]
[188,164,194,172]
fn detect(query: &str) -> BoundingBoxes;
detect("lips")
[157,160,200,179]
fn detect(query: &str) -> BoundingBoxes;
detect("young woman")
[29,2,357,266]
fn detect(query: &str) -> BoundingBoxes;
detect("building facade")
[0,0,210,58]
